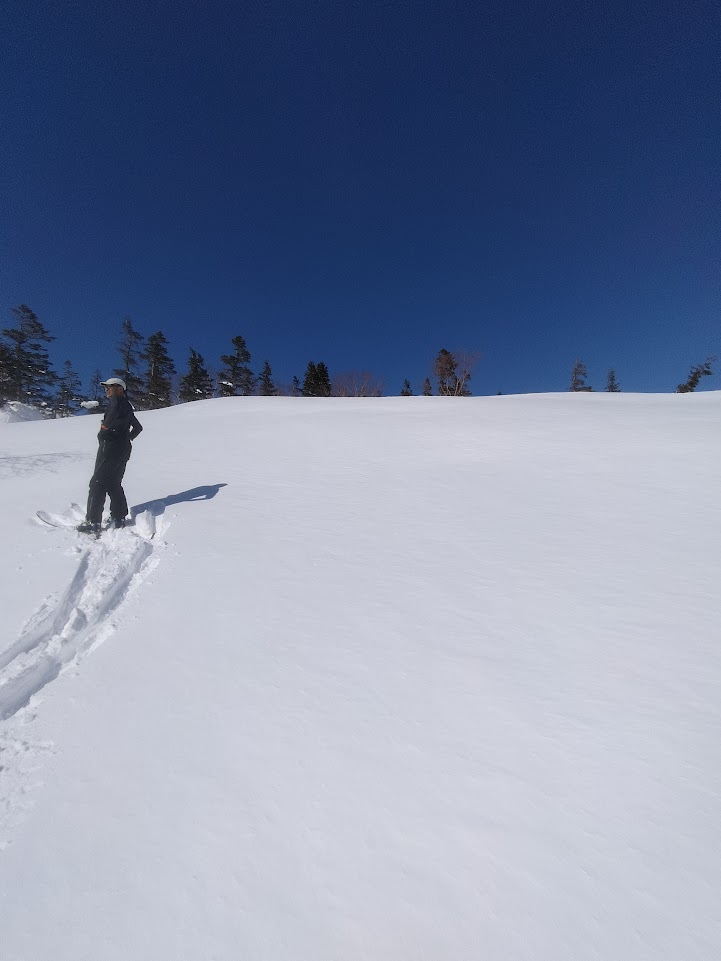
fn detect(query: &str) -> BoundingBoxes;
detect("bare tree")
[274,377,301,397]
[453,350,480,395]
[433,348,479,396]
[332,370,384,397]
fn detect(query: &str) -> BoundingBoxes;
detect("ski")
[36,514,106,538]
[36,505,85,530]
[36,508,134,538]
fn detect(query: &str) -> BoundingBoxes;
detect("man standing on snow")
[78,377,143,534]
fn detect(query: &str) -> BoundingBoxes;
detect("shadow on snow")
[130,483,227,519]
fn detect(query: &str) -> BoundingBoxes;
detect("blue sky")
[2,0,718,396]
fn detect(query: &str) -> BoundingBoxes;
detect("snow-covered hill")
[1,393,719,960]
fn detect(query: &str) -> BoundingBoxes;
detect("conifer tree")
[291,375,301,396]
[315,362,331,397]
[570,359,592,392]
[434,349,456,395]
[90,370,105,407]
[258,360,277,396]
[422,377,432,396]
[676,356,716,393]
[605,369,621,392]
[179,349,214,402]
[400,379,413,396]
[0,341,12,404]
[302,362,318,396]
[140,331,176,408]
[301,361,331,396]
[219,335,254,396]
[114,317,145,398]
[81,369,105,414]
[54,360,82,417]
[1,305,57,408]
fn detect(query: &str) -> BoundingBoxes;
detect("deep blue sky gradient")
[2,0,719,395]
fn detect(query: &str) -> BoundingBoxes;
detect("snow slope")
[0,393,719,960]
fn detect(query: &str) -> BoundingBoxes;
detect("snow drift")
[0,401,47,423]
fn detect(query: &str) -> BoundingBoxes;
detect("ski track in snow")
[0,503,168,847]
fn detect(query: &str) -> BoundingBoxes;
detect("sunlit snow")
[0,392,719,960]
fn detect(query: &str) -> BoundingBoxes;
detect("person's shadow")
[130,484,227,522]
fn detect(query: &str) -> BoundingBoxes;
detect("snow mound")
[0,402,46,423]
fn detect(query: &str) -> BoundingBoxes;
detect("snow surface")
[0,392,719,960]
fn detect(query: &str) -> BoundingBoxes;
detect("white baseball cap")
[100,377,127,390]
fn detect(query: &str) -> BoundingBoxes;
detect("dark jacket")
[98,395,143,457]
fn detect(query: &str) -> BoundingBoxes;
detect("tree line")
[0,305,716,416]
[0,309,338,415]
[568,357,716,394]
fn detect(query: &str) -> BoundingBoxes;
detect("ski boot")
[76,520,102,536]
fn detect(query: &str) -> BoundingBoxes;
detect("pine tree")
[422,377,432,396]
[219,335,254,396]
[258,360,277,396]
[676,356,716,393]
[54,360,82,417]
[82,369,105,414]
[291,375,301,396]
[301,361,331,396]
[140,331,176,408]
[434,349,456,395]
[315,362,332,396]
[400,379,413,396]
[1,305,57,408]
[114,317,145,398]
[0,341,12,404]
[302,362,318,396]
[605,369,621,392]
[570,359,592,392]
[90,369,105,405]
[179,349,214,402]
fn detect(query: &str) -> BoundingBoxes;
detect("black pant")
[87,444,130,524]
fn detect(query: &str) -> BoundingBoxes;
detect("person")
[77,377,143,534]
